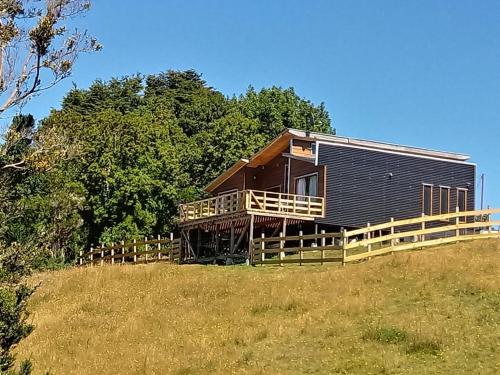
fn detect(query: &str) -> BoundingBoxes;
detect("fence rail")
[79,235,181,266]
[252,207,500,266]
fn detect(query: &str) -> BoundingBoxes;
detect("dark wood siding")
[317,143,475,228]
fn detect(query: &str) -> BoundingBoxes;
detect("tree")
[0,0,101,171]
[0,2,99,373]
[0,0,101,114]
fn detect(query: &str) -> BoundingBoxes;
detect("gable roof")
[204,128,472,193]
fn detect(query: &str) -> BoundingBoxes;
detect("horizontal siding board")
[317,143,475,228]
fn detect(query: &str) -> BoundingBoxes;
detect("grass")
[15,239,500,374]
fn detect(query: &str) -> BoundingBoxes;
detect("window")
[422,184,433,216]
[457,189,467,212]
[439,187,450,214]
[295,173,318,196]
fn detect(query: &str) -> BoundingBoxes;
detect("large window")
[295,173,318,196]
[422,184,433,216]
[439,186,450,214]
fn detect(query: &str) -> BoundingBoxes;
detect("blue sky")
[17,0,500,209]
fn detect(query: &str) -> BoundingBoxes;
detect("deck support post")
[230,221,235,255]
[248,214,254,264]
[196,227,201,259]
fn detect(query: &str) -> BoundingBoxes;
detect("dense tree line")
[1,69,333,264]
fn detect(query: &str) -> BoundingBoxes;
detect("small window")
[422,184,433,216]
[439,187,450,215]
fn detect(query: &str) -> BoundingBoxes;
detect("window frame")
[456,188,468,222]
[422,183,433,216]
[439,186,451,215]
[294,172,319,197]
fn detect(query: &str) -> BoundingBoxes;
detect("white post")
[455,206,460,239]
[121,240,125,264]
[260,232,265,263]
[299,230,304,266]
[133,239,137,263]
[79,250,83,266]
[367,223,371,260]
[158,234,162,260]
[111,243,115,265]
[144,236,148,263]
[101,243,104,266]
[390,218,395,247]
[169,233,174,262]
[320,229,325,265]
[279,232,284,266]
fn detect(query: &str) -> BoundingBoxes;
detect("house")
[178,128,475,262]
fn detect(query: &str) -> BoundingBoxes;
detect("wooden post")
[79,250,83,266]
[111,243,115,265]
[342,229,347,267]
[230,221,235,254]
[279,231,284,266]
[101,243,104,266]
[307,196,311,215]
[121,240,125,264]
[144,237,148,263]
[263,191,267,210]
[367,223,371,260]
[299,230,304,266]
[169,233,174,262]
[260,232,265,264]
[455,206,460,239]
[89,246,94,267]
[390,218,395,247]
[320,229,325,265]
[248,214,254,264]
[133,239,137,263]
[196,227,201,258]
[421,213,426,245]
[157,234,162,260]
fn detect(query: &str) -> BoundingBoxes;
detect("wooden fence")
[252,208,500,266]
[79,235,181,266]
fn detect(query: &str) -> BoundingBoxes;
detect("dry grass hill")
[15,240,500,374]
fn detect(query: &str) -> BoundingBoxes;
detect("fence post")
[101,243,104,266]
[279,231,284,266]
[367,223,371,260]
[111,243,115,265]
[455,206,460,240]
[133,239,137,263]
[157,234,162,260]
[121,240,125,265]
[170,233,174,262]
[260,232,265,264]
[390,218,395,248]
[341,229,347,266]
[421,213,426,244]
[144,236,148,263]
[299,230,304,266]
[79,250,83,266]
[321,230,326,265]
[90,246,94,267]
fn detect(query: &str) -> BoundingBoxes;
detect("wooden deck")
[179,189,325,224]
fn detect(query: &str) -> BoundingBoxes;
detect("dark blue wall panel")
[317,143,475,228]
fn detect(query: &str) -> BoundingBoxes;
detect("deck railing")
[179,189,325,222]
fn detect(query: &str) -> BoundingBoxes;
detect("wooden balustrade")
[179,189,325,223]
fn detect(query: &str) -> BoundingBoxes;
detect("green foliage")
[1,69,333,257]
[363,326,408,344]
[0,245,34,374]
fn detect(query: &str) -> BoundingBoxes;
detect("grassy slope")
[16,240,500,375]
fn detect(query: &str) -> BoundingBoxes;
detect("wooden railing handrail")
[344,208,500,237]
[179,189,325,222]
